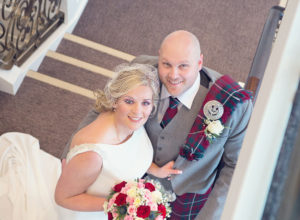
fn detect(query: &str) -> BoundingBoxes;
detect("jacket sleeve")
[196,99,253,220]
[131,55,158,66]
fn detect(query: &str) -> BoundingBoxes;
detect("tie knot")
[169,97,180,109]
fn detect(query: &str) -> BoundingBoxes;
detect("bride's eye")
[124,99,134,104]
[142,101,151,106]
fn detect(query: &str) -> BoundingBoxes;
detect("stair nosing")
[27,70,96,100]
[64,33,136,62]
[46,50,115,79]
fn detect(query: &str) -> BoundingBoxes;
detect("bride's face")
[114,85,154,132]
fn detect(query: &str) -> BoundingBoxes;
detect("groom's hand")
[148,161,182,179]
[162,161,183,180]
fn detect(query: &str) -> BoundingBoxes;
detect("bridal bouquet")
[103,179,173,220]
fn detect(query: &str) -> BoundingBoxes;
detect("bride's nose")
[132,103,142,114]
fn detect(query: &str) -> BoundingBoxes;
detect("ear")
[198,54,203,71]
[112,101,117,110]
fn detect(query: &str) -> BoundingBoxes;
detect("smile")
[129,116,143,122]
[167,79,183,85]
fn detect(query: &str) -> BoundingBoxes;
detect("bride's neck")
[110,112,133,144]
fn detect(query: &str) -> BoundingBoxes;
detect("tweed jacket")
[133,55,253,220]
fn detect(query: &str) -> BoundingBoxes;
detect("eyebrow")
[160,58,190,64]
[123,96,152,101]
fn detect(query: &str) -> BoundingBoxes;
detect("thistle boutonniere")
[204,119,224,143]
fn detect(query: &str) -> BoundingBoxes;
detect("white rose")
[151,191,162,203]
[206,120,224,136]
[103,201,108,212]
[127,187,137,198]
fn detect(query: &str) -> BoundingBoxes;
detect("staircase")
[29,33,135,100]
[0,0,280,159]
[0,33,137,158]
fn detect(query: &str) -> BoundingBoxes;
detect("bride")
[0,63,179,220]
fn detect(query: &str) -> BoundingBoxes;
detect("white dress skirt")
[0,127,153,220]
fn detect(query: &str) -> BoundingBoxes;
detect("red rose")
[158,204,167,218]
[137,205,151,218]
[144,182,155,192]
[115,193,127,206]
[113,181,127,192]
[108,212,113,220]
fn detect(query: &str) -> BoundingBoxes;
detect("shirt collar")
[161,73,200,109]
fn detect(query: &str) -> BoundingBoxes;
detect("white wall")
[222,0,300,219]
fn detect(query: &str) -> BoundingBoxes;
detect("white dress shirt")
[158,73,200,122]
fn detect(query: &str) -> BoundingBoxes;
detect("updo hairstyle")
[94,63,159,113]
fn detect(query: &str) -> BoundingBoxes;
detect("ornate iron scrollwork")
[0,0,64,70]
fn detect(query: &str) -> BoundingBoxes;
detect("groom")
[63,30,253,219]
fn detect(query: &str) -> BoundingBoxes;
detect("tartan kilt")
[169,187,212,220]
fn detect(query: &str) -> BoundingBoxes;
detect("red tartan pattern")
[160,97,180,128]
[180,75,252,161]
[170,187,212,220]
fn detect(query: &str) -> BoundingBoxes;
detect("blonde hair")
[94,63,159,113]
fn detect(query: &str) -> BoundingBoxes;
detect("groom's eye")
[163,62,171,68]
[180,63,189,69]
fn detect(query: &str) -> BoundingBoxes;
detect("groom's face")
[158,38,202,97]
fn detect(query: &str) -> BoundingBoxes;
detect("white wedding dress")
[0,127,153,220]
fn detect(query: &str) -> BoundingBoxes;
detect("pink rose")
[124,216,134,220]
[121,184,132,194]
[155,215,164,220]
[126,196,135,205]
[137,182,145,189]
[112,211,119,218]
[144,190,152,202]
[127,205,137,215]
[108,194,117,208]
[149,202,158,211]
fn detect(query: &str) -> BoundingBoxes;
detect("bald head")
[159,30,201,60]
[158,30,203,96]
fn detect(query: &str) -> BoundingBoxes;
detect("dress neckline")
[71,127,141,149]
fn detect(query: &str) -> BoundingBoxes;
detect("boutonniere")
[203,100,225,143]
[204,119,224,143]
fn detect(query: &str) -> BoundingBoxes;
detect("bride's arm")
[55,151,106,211]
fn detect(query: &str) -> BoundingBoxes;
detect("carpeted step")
[0,77,94,158]
[57,34,134,70]
[37,56,109,92]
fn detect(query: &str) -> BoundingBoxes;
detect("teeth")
[130,117,142,121]
[168,80,182,85]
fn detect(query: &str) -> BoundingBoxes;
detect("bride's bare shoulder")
[70,112,113,148]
